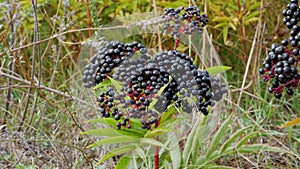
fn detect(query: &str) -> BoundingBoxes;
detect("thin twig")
[152,0,162,51]
[27,0,41,132]
[5,0,15,122]
[19,0,39,132]
[0,70,92,106]
[10,27,125,52]
[237,23,258,106]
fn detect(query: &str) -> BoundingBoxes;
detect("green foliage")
[209,0,261,45]
[84,107,294,168]
[206,66,232,75]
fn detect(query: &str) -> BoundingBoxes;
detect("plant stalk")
[154,120,160,169]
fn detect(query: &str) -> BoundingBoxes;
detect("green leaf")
[214,22,231,29]
[212,16,232,22]
[107,76,122,93]
[141,138,166,148]
[97,144,135,165]
[87,136,141,148]
[115,156,131,169]
[223,26,228,45]
[182,117,202,166]
[204,165,237,169]
[160,105,178,125]
[168,133,181,169]
[206,115,232,159]
[145,127,170,138]
[149,77,171,110]
[118,128,146,138]
[206,66,232,75]
[86,118,117,127]
[248,2,261,11]
[244,17,259,25]
[134,146,147,162]
[228,22,237,31]
[192,116,208,162]
[81,128,122,137]
[82,128,145,138]
[94,79,112,89]
[236,131,259,148]
[237,144,290,154]
[220,125,252,154]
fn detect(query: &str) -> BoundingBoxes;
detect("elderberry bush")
[260,0,300,98]
[162,6,208,38]
[82,6,216,130]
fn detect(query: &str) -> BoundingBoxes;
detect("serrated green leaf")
[220,125,252,154]
[97,144,135,165]
[236,131,259,148]
[206,66,232,75]
[206,115,232,159]
[87,136,141,148]
[115,155,131,169]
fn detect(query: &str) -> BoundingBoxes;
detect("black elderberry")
[260,1,300,99]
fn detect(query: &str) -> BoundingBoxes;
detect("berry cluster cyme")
[260,0,300,98]
[162,6,208,38]
[82,6,226,130]
[82,41,147,88]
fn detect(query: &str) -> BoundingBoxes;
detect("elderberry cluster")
[210,77,227,102]
[260,0,300,98]
[282,0,300,29]
[162,6,208,38]
[82,7,215,130]
[110,50,213,129]
[82,41,147,88]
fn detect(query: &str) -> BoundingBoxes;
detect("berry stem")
[154,145,159,169]
[174,38,180,50]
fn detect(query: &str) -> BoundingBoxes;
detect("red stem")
[154,145,159,169]
[174,38,180,50]
[153,120,160,169]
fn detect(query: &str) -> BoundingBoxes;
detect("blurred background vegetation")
[0,0,299,168]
